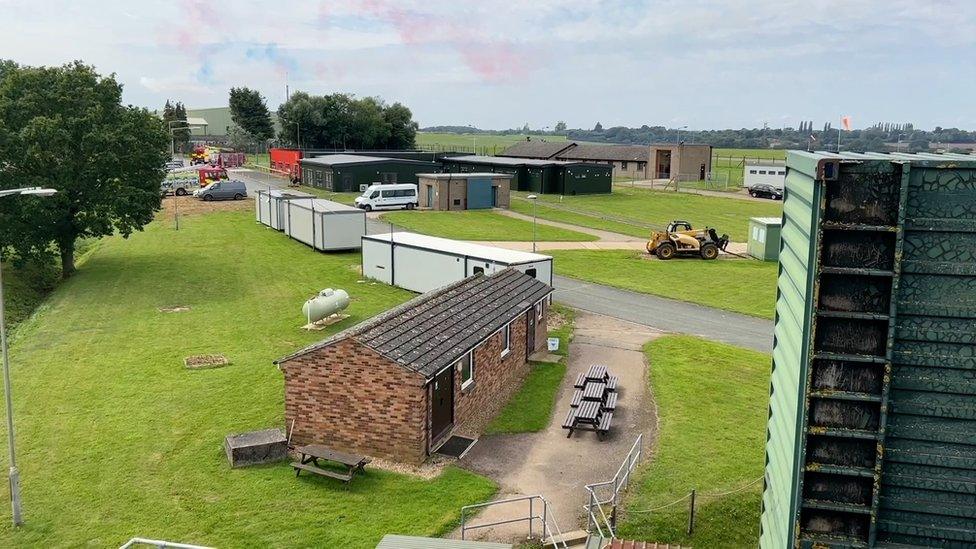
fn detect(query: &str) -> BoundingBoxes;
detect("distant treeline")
[422,124,976,153]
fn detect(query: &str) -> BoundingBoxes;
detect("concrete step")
[547,529,590,547]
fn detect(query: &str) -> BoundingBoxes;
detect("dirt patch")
[367,454,456,480]
[158,306,190,313]
[160,195,252,217]
[546,309,567,331]
[184,354,229,369]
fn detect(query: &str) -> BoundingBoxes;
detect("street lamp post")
[0,187,57,527]
[674,125,688,144]
[527,194,538,253]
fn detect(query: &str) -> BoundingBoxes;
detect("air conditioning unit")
[359,184,369,192]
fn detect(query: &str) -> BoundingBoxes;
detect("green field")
[416,132,568,155]
[616,336,768,548]
[379,210,597,242]
[485,306,574,435]
[512,187,781,242]
[712,148,786,187]
[549,250,778,318]
[0,209,496,547]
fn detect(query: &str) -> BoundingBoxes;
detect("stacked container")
[760,152,976,548]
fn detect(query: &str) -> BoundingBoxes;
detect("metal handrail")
[119,538,213,549]
[584,434,644,537]
[461,494,569,548]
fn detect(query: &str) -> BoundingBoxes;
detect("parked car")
[194,180,247,201]
[749,183,783,200]
[160,179,197,196]
[354,183,418,211]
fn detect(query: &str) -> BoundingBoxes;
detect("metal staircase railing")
[461,494,569,548]
[583,434,644,539]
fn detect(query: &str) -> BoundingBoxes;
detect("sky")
[1,0,974,130]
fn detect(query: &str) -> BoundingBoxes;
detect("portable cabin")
[361,232,553,293]
[416,173,513,210]
[746,216,782,261]
[280,198,366,251]
[276,269,553,464]
[254,189,315,231]
[743,162,787,189]
[299,154,439,192]
[440,155,612,195]
[760,151,976,548]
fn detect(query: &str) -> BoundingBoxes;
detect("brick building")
[417,172,513,210]
[275,269,552,464]
[502,139,712,181]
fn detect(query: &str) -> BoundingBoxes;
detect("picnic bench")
[291,444,370,483]
[563,365,619,439]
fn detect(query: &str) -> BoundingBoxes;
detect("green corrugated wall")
[761,151,976,548]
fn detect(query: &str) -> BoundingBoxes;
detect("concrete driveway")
[456,312,662,544]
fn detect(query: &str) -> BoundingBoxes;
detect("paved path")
[553,275,773,353]
[457,313,661,543]
[496,209,644,242]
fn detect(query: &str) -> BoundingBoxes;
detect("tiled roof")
[502,141,576,159]
[276,269,552,378]
[558,144,650,162]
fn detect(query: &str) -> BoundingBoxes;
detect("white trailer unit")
[362,232,553,293]
[281,198,366,251]
[743,162,787,189]
[255,189,315,230]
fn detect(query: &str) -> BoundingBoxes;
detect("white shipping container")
[280,198,366,251]
[743,162,787,189]
[254,189,315,231]
[362,232,553,293]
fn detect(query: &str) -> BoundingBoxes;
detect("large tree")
[0,61,169,277]
[276,92,418,149]
[229,87,274,141]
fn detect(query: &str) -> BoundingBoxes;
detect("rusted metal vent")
[803,473,873,505]
[821,230,896,270]
[806,436,876,468]
[812,360,883,393]
[814,318,888,356]
[801,509,869,541]
[818,274,892,313]
[809,400,880,431]
[823,172,900,225]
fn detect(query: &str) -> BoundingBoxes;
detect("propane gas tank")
[302,288,350,322]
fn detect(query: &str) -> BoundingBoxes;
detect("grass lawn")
[417,132,568,154]
[616,335,768,548]
[0,209,496,547]
[548,250,778,318]
[512,187,781,242]
[379,210,597,242]
[484,306,575,435]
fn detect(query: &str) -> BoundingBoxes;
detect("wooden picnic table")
[582,381,607,401]
[585,365,609,382]
[563,366,619,440]
[292,444,370,483]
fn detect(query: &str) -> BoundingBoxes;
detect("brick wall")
[281,338,428,464]
[452,309,533,434]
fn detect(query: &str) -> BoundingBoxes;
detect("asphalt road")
[553,275,773,353]
[231,168,774,352]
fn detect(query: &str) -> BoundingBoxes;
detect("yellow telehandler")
[646,220,730,260]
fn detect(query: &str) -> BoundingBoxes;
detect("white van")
[354,184,418,211]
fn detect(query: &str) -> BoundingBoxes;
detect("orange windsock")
[841,116,852,131]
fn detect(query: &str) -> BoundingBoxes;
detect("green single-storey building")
[300,154,440,192]
[439,155,612,195]
[747,216,782,261]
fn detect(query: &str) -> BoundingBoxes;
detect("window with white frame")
[501,324,511,357]
[460,352,474,388]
